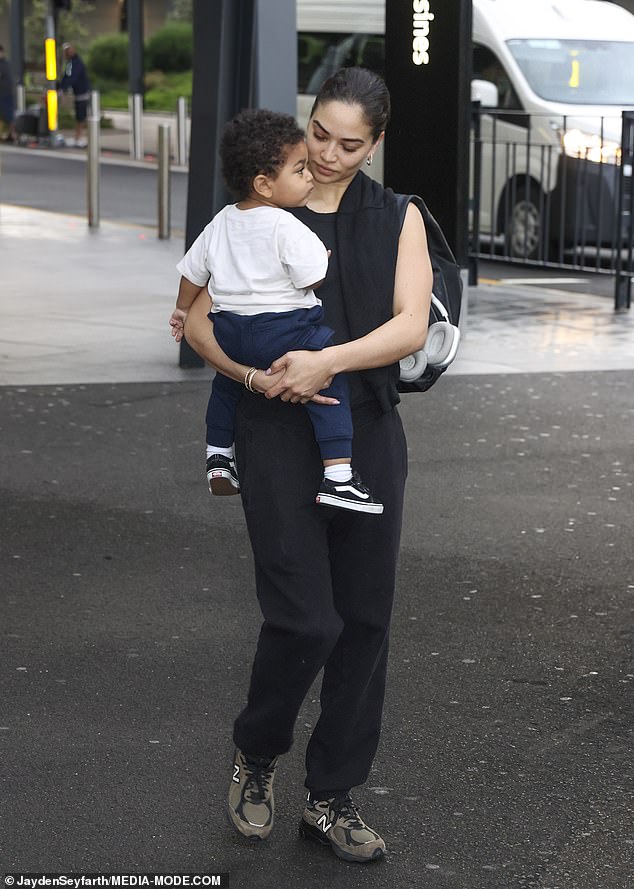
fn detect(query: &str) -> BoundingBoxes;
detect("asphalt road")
[2,373,633,887]
[0,146,189,232]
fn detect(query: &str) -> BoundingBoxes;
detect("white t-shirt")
[176,204,329,316]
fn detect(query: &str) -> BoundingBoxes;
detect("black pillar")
[180,0,296,367]
[384,0,472,267]
[127,0,144,97]
[9,0,25,86]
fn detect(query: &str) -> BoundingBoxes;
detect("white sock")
[207,444,234,459]
[324,464,353,483]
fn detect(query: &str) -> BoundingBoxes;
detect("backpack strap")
[395,194,463,393]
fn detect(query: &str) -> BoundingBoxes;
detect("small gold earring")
[366,155,373,166]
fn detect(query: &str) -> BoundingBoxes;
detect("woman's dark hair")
[220,109,305,200]
[310,66,391,142]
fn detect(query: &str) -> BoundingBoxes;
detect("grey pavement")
[1,201,633,887]
[15,108,189,167]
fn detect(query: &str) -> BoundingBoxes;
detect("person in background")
[0,45,17,143]
[58,43,91,148]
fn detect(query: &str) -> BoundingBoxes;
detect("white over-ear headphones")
[399,295,461,382]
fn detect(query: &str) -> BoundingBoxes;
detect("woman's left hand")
[266,350,335,404]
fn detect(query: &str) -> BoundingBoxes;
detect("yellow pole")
[45,2,59,139]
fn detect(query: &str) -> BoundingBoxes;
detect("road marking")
[495,277,590,286]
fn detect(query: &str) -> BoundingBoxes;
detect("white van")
[297,0,634,259]
[471,0,634,259]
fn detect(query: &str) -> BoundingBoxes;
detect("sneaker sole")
[299,819,385,863]
[315,494,384,514]
[226,805,272,841]
[207,472,240,496]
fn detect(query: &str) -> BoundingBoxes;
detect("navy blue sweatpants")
[206,306,353,461]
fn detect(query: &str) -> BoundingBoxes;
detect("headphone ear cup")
[399,349,428,382]
[424,322,461,368]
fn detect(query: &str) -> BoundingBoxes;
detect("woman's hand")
[266,350,336,404]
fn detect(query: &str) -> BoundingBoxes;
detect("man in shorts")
[58,43,91,148]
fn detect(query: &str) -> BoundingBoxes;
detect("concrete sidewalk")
[1,202,633,386]
[26,108,189,167]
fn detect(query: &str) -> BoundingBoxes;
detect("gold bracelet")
[244,366,255,390]
[244,366,258,392]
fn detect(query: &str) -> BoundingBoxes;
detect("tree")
[24,0,94,70]
[168,0,192,22]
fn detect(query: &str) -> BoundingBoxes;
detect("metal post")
[127,0,145,97]
[176,96,187,166]
[469,100,482,286]
[16,84,26,115]
[91,90,101,123]
[87,116,100,228]
[129,93,143,160]
[10,0,25,91]
[614,110,634,311]
[158,123,171,239]
[44,0,60,146]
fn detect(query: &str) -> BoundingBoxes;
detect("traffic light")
[54,0,72,10]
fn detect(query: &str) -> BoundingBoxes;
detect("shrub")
[87,33,129,81]
[145,22,193,72]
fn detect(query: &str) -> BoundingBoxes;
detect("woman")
[184,67,433,864]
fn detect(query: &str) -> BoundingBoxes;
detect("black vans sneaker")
[227,749,278,840]
[206,454,240,495]
[299,793,386,863]
[315,472,384,514]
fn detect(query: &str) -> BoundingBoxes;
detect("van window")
[507,39,634,105]
[473,44,522,110]
[298,32,385,93]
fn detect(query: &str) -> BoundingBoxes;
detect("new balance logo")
[316,813,333,833]
[232,763,240,784]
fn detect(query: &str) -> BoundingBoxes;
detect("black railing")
[615,111,634,310]
[469,106,633,310]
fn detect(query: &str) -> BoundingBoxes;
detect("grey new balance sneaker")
[299,794,386,863]
[227,749,278,840]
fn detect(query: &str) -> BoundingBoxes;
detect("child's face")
[268,141,315,208]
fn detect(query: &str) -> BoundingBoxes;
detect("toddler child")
[170,108,383,515]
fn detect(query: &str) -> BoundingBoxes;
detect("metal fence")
[470,106,634,310]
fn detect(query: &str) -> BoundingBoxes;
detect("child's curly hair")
[220,109,306,200]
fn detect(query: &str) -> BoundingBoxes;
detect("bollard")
[87,116,100,228]
[158,123,171,239]
[129,92,143,160]
[16,84,26,115]
[91,90,101,124]
[176,96,187,167]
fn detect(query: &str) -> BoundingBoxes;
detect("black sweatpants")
[232,390,408,794]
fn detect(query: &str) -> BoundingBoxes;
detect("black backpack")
[395,194,463,393]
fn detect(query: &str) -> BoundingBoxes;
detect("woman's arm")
[183,290,274,388]
[182,289,339,404]
[266,203,433,402]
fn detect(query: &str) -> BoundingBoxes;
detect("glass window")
[507,39,634,105]
[473,44,522,110]
[298,32,385,94]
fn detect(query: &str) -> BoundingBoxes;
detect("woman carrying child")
[182,66,433,864]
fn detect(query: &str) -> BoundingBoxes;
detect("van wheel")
[503,184,545,260]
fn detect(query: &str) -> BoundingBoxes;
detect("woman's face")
[306,100,380,185]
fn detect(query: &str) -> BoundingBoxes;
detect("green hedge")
[145,22,193,72]
[87,33,128,81]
